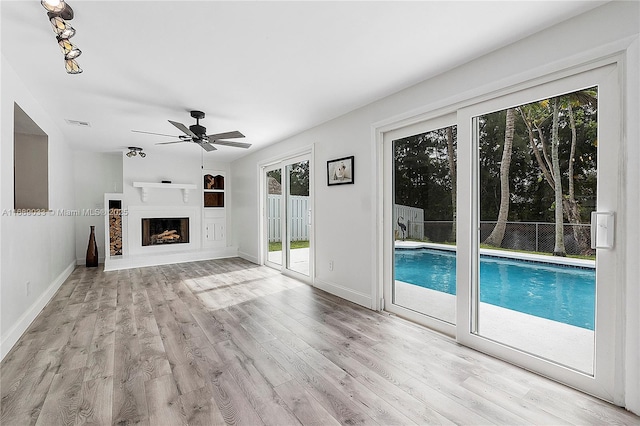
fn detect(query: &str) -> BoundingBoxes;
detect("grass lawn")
[269,240,309,252]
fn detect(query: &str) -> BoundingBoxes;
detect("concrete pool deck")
[394,280,594,374]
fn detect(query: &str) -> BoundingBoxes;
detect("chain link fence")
[410,220,592,256]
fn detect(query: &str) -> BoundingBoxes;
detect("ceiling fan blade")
[156,140,190,145]
[207,130,245,140]
[210,140,252,149]
[132,130,179,138]
[200,142,217,152]
[168,120,197,138]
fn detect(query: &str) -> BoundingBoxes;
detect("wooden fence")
[395,204,424,240]
[267,195,310,242]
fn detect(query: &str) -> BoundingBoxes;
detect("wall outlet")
[26,281,30,296]
[328,261,334,271]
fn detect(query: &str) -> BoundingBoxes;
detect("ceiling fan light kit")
[42,0,82,74]
[132,110,252,153]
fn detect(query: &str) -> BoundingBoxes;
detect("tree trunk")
[484,108,514,247]
[567,102,577,201]
[563,198,592,256]
[551,98,566,256]
[446,126,457,241]
[564,102,591,254]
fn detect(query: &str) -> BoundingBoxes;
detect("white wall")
[123,150,202,208]
[14,133,48,210]
[73,151,122,263]
[1,56,76,359]
[120,150,232,257]
[230,2,639,413]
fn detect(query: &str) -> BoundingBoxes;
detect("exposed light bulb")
[139,152,147,158]
[41,0,66,14]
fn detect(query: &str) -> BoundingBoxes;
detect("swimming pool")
[394,249,595,330]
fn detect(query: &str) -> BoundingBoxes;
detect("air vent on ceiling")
[65,119,91,127]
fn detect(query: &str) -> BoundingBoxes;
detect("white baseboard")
[103,246,239,271]
[1,260,76,361]
[237,250,259,265]
[313,279,373,309]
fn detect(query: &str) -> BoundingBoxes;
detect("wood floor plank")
[298,346,416,425]
[84,343,114,382]
[261,338,376,425]
[145,374,186,426]
[178,387,226,426]
[208,366,266,425]
[2,259,638,426]
[215,339,301,425]
[1,347,62,425]
[112,336,148,425]
[214,308,294,388]
[76,375,113,425]
[35,367,85,426]
[274,380,341,426]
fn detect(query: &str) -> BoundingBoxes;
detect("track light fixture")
[42,0,82,74]
[126,147,146,158]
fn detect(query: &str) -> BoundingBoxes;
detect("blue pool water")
[395,249,595,330]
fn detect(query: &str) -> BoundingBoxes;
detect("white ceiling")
[1,1,605,162]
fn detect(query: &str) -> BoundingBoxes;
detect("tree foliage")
[393,86,598,255]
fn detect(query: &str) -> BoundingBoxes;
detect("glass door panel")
[286,160,310,276]
[265,167,283,268]
[474,87,598,374]
[392,125,457,325]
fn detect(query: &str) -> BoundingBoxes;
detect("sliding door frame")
[382,113,457,337]
[259,147,315,284]
[374,54,627,404]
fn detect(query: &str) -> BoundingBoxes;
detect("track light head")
[126,147,145,158]
[42,0,73,20]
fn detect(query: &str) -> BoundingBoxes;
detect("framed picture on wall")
[327,156,354,186]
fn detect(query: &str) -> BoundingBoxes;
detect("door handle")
[590,211,614,249]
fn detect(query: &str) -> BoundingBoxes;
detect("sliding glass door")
[263,154,312,279]
[457,64,621,400]
[383,114,457,335]
[383,62,622,401]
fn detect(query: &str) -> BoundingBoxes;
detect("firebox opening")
[142,217,189,246]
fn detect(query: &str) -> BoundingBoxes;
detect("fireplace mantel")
[133,182,197,203]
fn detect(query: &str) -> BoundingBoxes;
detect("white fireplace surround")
[127,206,198,256]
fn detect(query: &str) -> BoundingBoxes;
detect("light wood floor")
[1,258,638,425]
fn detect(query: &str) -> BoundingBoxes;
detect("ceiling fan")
[132,110,251,152]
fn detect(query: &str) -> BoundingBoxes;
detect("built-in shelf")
[203,174,225,207]
[133,182,197,203]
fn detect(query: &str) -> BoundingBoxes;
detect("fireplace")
[141,217,189,246]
